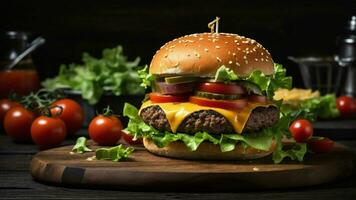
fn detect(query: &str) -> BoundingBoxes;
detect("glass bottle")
[0,31,40,98]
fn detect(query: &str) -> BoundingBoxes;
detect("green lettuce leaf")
[300,94,340,119]
[214,64,292,99]
[42,46,145,104]
[138,65,155,88]
[280,94,340,121]
[214,66,238,82]
[123,103,307,164]
[95,144,134,162]
[72,137,92,153]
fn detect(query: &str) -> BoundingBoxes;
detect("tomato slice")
[189,96,247,110]
[248,95,267,103]
[149,93,189,103]
[197,82,245,95]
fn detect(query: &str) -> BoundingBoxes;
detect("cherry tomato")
[336,96,356,118]
[31,116,66,149]
[88,115,123,146]
[189,96,247,110]
[122,131,143,145]
[51,99,84,136]
[149,93,189,103]
[4,107,35,142]
[289,119,313,143]
[0,99,21,123]
[197,82,246,95]
[307,137,334,153]
[248,95,267,103]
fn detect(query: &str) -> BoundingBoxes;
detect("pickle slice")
[165,76,199,84]
[195,91,241,100]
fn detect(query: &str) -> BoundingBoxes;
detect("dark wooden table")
[1,133,356,200]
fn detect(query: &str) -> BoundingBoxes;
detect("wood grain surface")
[30,142,355,191]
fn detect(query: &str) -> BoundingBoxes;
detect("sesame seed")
[243,55,247,59]
[228,51,231,54]
[236,62,240,66]
[204,48,209,52]
[237,47,241,50]
[254,58,258,61]
[212,39,218,42]
[232,53,236,56]
[261,58,264,61]
[236,43,240,46]
[245,60,249,64]
[199,38,204,40]
[216,57,222,62]
[195,53,200,58]
[225,41,228,44]
[246,48,249,51]
[164,54,168,58]
[242,40,248,44]
[228,61,233,64]
[261,52,264,56]
[215,46,220,49]
[234,40,238,43]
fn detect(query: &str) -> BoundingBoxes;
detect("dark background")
[0,0,355,87]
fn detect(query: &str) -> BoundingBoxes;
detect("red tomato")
[0,99,21,123]
[4,107,35,142]
[31,116,67,149]
[289,119,313,143]
[51,99,84,136]
[248,95,267,103]
[307,137,334,153]
[189,96,247,110]
[197,82,245,95]
[122,131,143,145]
[336,96,356,117]
[149,93,189,103]
[88,115,123,146]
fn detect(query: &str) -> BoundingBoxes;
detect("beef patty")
[140,105,279,134]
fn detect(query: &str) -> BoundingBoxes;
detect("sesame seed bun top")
[149,32,274,77]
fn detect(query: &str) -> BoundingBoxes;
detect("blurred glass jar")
[0,31,41,98]
[288,56,343,95]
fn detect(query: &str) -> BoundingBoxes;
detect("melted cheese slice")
[140,100,275,134]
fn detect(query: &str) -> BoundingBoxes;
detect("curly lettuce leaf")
[72,137,92,153]
[300,94,340,119]
[279,94,340,121]
[95,144,134,162]
[214,66,238,82]
[42,46,145,104]
[123,103,307,164]
[214,64,292,99]
[138,65,155,88]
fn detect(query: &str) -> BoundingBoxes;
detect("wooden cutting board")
[30,142,355,190]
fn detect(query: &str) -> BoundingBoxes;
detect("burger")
[124,32,307,163]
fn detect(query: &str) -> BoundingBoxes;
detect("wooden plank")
[30,142,355,190]
[0,187,356,200]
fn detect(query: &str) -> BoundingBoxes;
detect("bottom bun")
[143,138,276,160]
